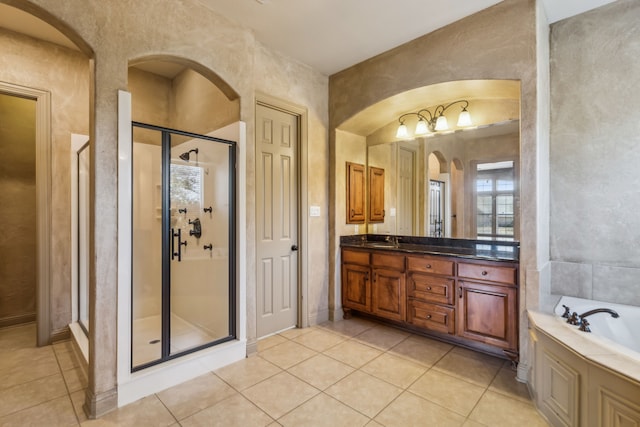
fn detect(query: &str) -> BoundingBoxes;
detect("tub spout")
[579,308,620,319]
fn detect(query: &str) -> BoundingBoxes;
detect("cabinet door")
[342,263,371,312]
[346,162,365,223]
[457,281,517,350]
[369,166,385,223]
[371,268,405,322]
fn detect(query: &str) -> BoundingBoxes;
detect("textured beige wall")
[254,43,329,326]
[0,94,36,326]
[549,0,640,306]
[172,68,240,135]
[3,0,328,413]
[129,67,171,129]
[0,28,90,334]
[331,129,366,315]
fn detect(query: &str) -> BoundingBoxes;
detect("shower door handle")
[171,228,187,262]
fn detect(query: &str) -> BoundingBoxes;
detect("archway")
[0,2,94,346]
[114,56,247,406]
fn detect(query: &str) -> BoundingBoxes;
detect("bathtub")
[553,296,640,359]
[528,297,640,427]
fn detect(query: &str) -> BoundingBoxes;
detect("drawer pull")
[482,270,488,276]
[426,286,431,291]
[425,264,432,269]
[426,315,432,319]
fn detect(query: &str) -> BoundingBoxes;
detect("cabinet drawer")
[372,252,405,271]
[407,299,455,334]
[342,249,370,266]
[458,262,517,285]
[406,256,454,276]
[407,273,454,305]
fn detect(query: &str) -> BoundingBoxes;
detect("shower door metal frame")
[131,121,237,372]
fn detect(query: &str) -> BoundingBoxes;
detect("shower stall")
[130,122,236,371]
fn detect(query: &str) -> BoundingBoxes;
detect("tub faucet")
[575,308,619,333]
[579,308,620,319]
[566,312,580,325]
[578,318,591,333]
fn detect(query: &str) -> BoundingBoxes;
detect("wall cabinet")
[346,162,365,223]
[342,247,519,360]
[368,166,385,223]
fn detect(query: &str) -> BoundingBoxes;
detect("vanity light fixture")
[396,99,472,138]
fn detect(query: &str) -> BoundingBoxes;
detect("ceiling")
[0,0,618,76]
[197,0,619,75]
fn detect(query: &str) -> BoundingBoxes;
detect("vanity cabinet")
[406,255,456,334]
[341,246,519,359]
[371,252,405,322]
[341,249,371,313]
[457,262,518,352]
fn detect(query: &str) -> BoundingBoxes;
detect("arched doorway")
[0,2,93,346]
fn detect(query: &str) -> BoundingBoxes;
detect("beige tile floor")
[0,319,550,426]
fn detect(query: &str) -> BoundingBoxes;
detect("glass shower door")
[131,123,236,371]
[168,135,232,355]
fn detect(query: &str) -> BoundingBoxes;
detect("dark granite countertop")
[340,234,519,262]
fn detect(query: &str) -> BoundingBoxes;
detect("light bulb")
[434,115,448,131]
[415,118,429,135]
[457,109,472,127]
[396,123,409,139]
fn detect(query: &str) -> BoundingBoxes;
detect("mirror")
[366,120,519,240]
[336,80,521,241]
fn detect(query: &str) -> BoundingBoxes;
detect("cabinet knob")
[425,264,431,269]
[482,270,488,276]
[426,315,432,319]
[426,286,432,291]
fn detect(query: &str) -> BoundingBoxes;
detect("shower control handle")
[291,245,298,251]
[189,218,202,239]
[171,228,187,262]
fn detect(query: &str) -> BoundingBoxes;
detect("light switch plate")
[310,206,321,217]
[390,208,396,217]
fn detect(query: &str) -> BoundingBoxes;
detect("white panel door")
[256,104,298,337]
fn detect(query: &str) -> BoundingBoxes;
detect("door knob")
[291,245,298,251]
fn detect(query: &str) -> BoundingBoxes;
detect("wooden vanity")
[341,236,519,362]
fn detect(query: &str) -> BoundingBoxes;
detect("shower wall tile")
[550,261,593,299]
[593,265,640,307]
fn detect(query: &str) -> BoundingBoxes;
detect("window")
[475,161,515,240]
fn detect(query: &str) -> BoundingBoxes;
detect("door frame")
[255,92,309,331]
[0,82,51,346]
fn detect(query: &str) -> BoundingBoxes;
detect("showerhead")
[179,148,198,162]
